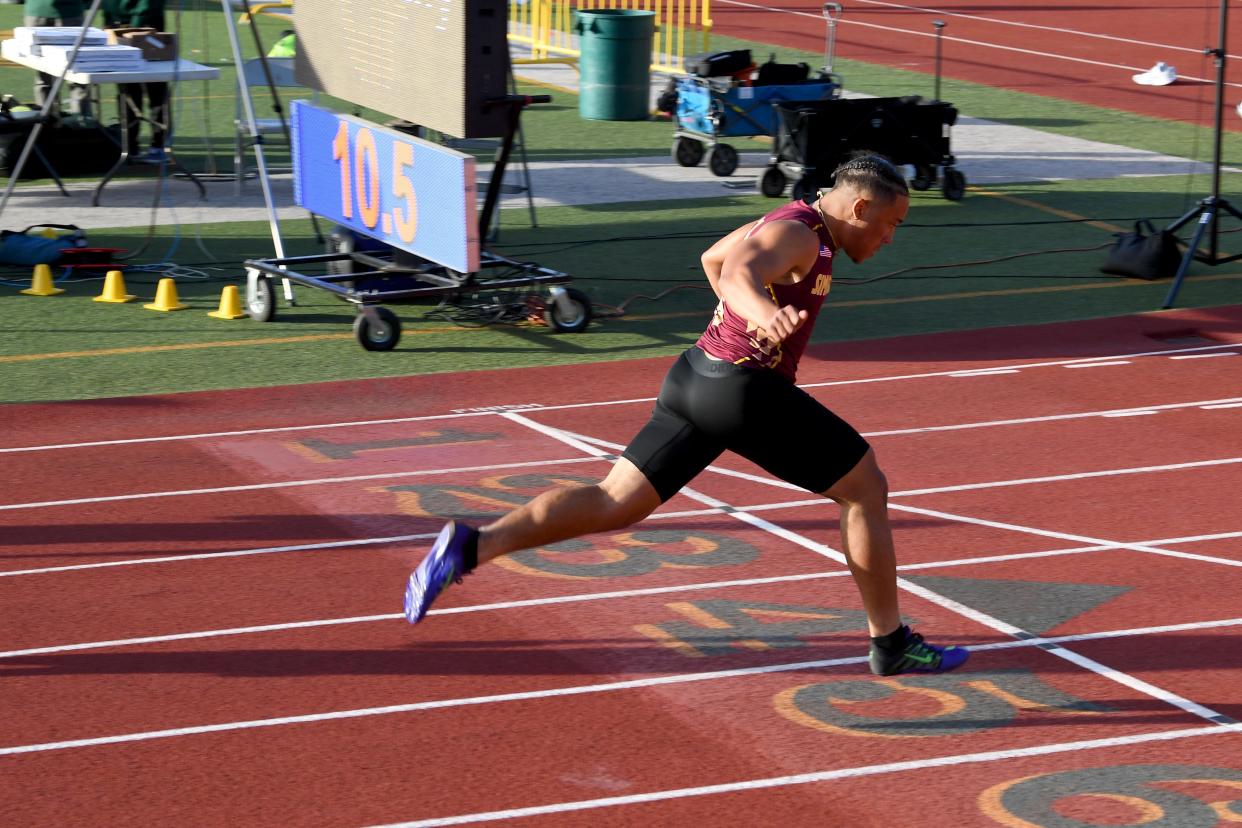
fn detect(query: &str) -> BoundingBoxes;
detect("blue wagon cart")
[671,70,841,177]
[670,4,844,178]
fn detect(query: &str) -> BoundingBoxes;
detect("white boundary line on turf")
[7,533,1242,659]
[370,726,1240,827]
[715,0,1242,87]
[5,616,1241,757]
[3,407,1240,512]
[2,341,1238,454]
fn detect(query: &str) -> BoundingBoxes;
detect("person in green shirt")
[22,0,93,119]
[103,0,168,161]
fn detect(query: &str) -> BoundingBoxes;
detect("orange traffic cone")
[143,277,189,312]
[207,285,247,319]
[20,264,64,296]
[94,270,136,303]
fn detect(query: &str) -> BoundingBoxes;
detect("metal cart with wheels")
[242,94,591,351]
[761,95,967,202]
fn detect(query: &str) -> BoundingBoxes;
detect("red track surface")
[710,0,1242,128]
[3,305,1242,826]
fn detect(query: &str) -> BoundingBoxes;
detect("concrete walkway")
[0,58,1220,232]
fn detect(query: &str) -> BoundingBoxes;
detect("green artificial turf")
[0,9,1239,402]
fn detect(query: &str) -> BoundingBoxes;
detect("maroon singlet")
[695,200,835,383]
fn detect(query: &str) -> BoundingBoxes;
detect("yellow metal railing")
[509,0,712,74]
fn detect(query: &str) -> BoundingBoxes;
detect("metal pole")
[933,19,945,102]
[822,3,842,74]
[220,0,291,299]
[1208,0,1227,259]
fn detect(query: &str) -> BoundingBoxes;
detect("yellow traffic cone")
[143,277,189,312]
[94,270,136,303]
[20,264,64,296]
[207,285,247,319]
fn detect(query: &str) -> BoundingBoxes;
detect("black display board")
[294,0,512,138]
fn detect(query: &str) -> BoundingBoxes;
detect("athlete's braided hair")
[829,153,909,203]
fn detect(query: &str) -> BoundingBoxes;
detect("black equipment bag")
[687,49,753,78]
[0,117,122,179]
[755,55,811,86]
[1099,220,1183,280]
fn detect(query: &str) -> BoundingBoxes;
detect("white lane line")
[0,456,601,512]
[0,499,822,578]
[889,456,1242,498]
[1100,411,1158,418]
[716,0,1242,87]
[0,534,437,578]
[11,532,1242,659]
[948,369,1021,377]
[6,406,1239,514]
[715,0,1237,86]
[838,0,1242,58]
[886,500,1242,571]
[865,396,1242,437]
[1170,352,1238,360]
[3,342,1238,454]
[1064,361,1132,369]
[796,342,1241,392]
[507,417,1237,731]
[5,617,1241,757]
[557,430,1242,568]
[369,725,1238,827]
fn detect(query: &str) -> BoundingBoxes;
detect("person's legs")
[146,82,170,148]
[477,457,662,564]
[57,14,92,118]
[820,448,899,637]
[119,83,143,151]
[24,16,55,112]
[822,448,968,675]
[404,349,725,623]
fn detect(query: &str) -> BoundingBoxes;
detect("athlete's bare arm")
[716,219,820,343]
[700,221,756,299]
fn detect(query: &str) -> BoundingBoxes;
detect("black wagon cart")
[761,95,966,202]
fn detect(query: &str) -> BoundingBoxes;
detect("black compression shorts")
[621,347,871,502]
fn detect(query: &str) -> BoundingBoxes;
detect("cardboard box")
[106,28,177,61]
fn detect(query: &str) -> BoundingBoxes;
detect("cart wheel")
[910,164,936,191]
[941,167,967,201]
[706,143,739,177]
[759,166,786,198]
[672,137,704,167]
[545,287,593,333]
[353,306,401,351]
[247,275,275,322]
[792,176,817,203]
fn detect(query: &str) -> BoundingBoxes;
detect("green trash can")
[573,9,656,121]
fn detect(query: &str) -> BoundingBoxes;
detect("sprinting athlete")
[404,154,968,677]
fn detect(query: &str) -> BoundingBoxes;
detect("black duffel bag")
[686,49,753,78]
[1099,219,1184,280]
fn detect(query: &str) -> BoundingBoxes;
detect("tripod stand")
[1162,0,1242,308]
